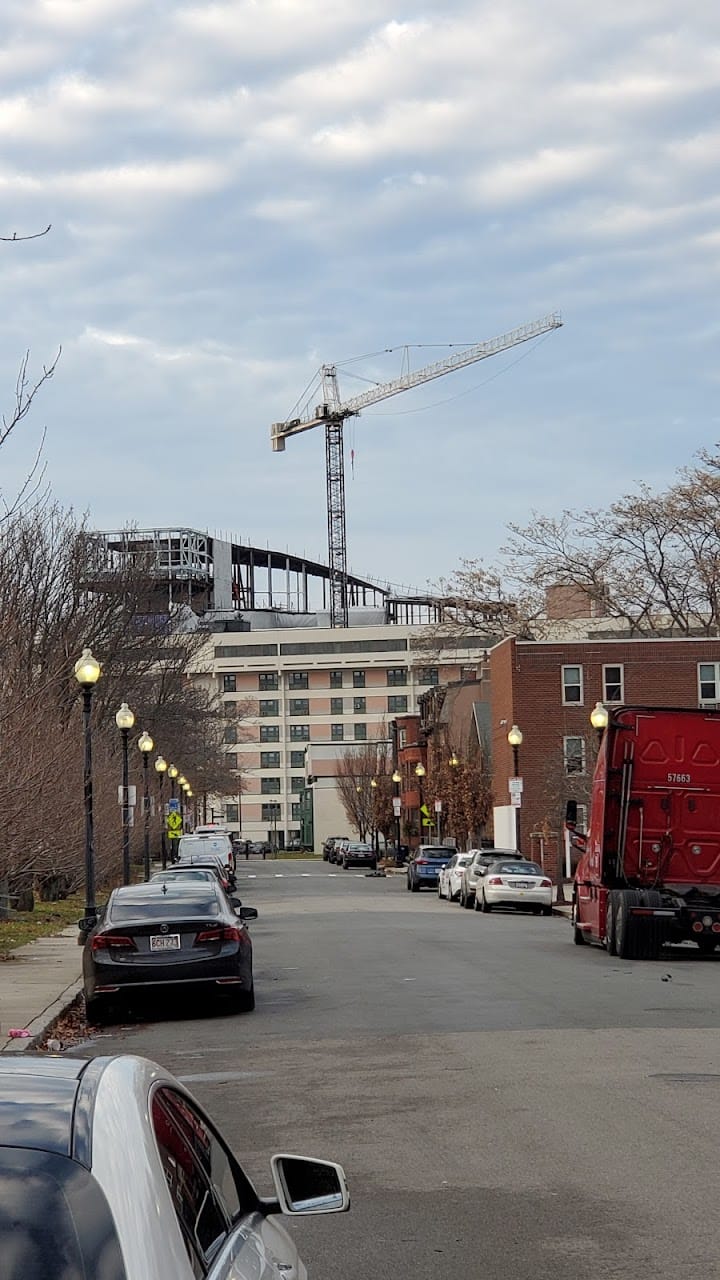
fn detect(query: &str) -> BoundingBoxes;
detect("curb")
[1,977,84,1054]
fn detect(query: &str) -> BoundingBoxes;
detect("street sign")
[168,798,180,813]
[510,793,522,807]
[167,810,183,839]
[117,785,137,806]
[508,776,524,796]
[434,800,442,813]
[392,797,401,817]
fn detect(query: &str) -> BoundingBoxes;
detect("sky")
[1,0,719,598]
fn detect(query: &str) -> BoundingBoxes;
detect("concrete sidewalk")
[0,926,82,1053]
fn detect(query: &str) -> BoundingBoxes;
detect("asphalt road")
[87,859,720,1280]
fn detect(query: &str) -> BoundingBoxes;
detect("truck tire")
[614,889,636,959]
[696,936,716,956]
[572,890,585,945]
[605,891,617,955]
[637,889,664,960]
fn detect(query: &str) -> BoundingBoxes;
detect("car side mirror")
[270,1154,350,1215]
[230,896,243,909]
[237,905,258,920]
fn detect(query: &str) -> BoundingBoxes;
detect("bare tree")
[336,736,393,842]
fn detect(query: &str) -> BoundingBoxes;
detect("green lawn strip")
[0,893,88,955]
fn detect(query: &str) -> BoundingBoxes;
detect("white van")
[177,832,235,878]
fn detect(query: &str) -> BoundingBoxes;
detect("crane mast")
[271,312,562,627]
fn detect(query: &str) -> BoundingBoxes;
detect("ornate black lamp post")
[155,755,167,870]
[74,648,101,934]
[138,730,154,880]
[507,724,523,853]
[115,701,135,885]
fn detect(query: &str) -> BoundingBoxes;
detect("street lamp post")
[370,777,379,857]
[155,755,167,870]
[138,731,154,881]
[590,701,609,743]
[507,724,523,854]
[115,702,135,885]
[448,751,459,847]
[167,765,179,862]
[178,776,187,830]
[74,648,101,935]
[415,761,426,845]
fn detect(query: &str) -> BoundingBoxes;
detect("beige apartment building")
[202,612,488,849]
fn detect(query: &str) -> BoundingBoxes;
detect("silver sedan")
[0,1052,349,1280]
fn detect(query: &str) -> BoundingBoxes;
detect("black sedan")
[82,882,257,1023]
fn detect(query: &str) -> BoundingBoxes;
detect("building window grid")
[329,671,343,688]
[290,777,305,793]
[261,803,281,821]
[260,751,281,768]
[258,673,279,691]
[261,778,281,795]
[388,695,408,713]
[289,725,310,742]
[288,698,309,716]
[418,667,439,686]
[260,725,280,743]
[331,724,344,741]
[562,665,584,705]
[288,671,309,690]
[386,668,408,687]
[353,696,366,714]
[290,750,305,768]
[603,664,624,703]
[354,723,367,741]
[222,673,236,693]
[563,735,586,775]
[258,699,279,717]
[331,697,344,715]
[352,670,366,688]
[699,663,719,704]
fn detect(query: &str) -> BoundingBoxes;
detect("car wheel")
[541,905,552,917]
[463,892,474,909]
[473,891,482,912]
[232,984,255,1013]
[411,880,420,892]
[481,891,492,914]
[85,994,111,1026]
[370,861,377,871]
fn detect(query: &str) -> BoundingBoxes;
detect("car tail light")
[540,878,552,888]
[194,926,243,945]
[416,859,429,866]
[488,876,503,885]
[91,934,136,952]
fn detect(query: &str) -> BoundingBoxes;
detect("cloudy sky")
[1,0,719,596]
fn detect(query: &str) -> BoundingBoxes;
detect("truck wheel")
[605,891,617,955]
[637,889,664,960]
[572,890,585,945]
[696,937,716,956]
[615,889,645,959]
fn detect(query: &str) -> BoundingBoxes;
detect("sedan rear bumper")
[484,888,552,909]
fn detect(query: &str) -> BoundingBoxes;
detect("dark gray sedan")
[82,882,257,1023]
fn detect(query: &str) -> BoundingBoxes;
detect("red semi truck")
[570,705,720,959]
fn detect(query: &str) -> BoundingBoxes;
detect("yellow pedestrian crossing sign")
[167,810,182,839]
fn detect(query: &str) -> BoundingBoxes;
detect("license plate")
[150,934,181,951]
[512,882,532,889]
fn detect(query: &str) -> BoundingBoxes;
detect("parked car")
[82,881,258,1023]
[329,838,350,865]
[149,866,241,909]
[406,845,455,892]
[177,833,236,884]
[342,841,376,870]
[323,836,347,862]
[457,848,521,908]
[476,858,553,915]
[175,849,236,892]
[437,852,474,901]
[0,1051,349,1280]
[248,841,271,859]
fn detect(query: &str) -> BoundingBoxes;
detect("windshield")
[491,862,543,876]
[109,895,221,921]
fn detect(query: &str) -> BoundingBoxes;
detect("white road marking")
[274,873,284,878]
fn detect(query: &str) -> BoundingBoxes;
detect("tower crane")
[270,311,562,627]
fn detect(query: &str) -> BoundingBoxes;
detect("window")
[354,723,367,741]
[603,665,624,703]
[259,672,279,690]
[331,696,344,714]
[259,699,279,717]
[562,665,583,704]
[290,777,305,793]
[290,750,305,768]
[353,696,366,713]
[388,695,408,713]
[262,803,281,821]
[225,803,239,824]
[290,725,310,741]
[563,736,586,775]
[261,777,281,795]
[222,673,236,693]
[260,751,281,768]
[387,667,408,687]
[576,804,588,834]
[288,698,309,715]
[352,670,366,688]
[291,802,301,820]
[223,724,237,745]
[331,723,344,741]
[260,724,279,742]
[699,663,719,704]
[288,671,309,690]
[151,1087,251,1273]
[418,667,439,686]
[329,670,343,688]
